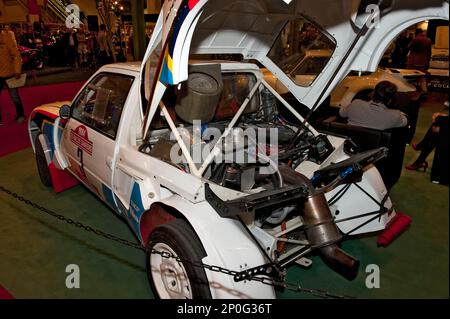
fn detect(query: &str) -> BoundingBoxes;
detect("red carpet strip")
[0,81,84,157]
[0,284,14,299]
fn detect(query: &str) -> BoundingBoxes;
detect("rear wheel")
[146,219,212,299]
[35,134,52,187]
[33,55,44,70]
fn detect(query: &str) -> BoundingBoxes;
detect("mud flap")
[377,212,412,246]
[48,163,79,193]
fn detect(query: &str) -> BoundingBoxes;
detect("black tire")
[352,89,373,102]
[33,56,44,70]
[35,134,52,187]
[146,219,212,299]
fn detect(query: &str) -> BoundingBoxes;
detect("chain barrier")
[0,185,355,299]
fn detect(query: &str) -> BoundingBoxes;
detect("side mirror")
[59,104,71,120]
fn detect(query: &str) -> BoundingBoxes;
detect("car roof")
[102,59,259,74]
[102,61,142,73]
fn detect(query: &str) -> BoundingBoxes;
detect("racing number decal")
[70,125,93,178]
[68,124,100,196]
[77,147,86,178]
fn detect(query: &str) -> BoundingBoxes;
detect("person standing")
[63,28,78,68]
[407,28,432,93]
[19,25,34,48]
[98,24,110,65]
[0,25,25,126]
[405,102,449,172]
[391,32,410,68]
[86,31,98,68]
[76,25,88,66]
[407,28,432,70]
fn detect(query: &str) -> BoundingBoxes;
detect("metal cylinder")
[303,193,359,280]
[303,193,342,246]
[278,166,359,279]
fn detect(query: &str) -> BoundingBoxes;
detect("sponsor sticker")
[70,125,93,155]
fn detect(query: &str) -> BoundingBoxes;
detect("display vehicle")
[262,49,425,107]
[28,0,449,298]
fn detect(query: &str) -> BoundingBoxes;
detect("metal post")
[131,0,146,61]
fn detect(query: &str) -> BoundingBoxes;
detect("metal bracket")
[234,262,285,282]
[205,183,308,218]
[295,257,313,268]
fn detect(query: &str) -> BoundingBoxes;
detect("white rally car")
[28,0,448,299]
[262,49,425,107]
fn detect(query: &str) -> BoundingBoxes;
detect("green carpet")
[0,151,150,298]
[0,95,448,299]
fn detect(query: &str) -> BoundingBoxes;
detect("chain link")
[0,185,354,299]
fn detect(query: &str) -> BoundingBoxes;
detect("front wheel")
[146,219,212,299]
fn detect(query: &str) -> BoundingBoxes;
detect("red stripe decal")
[188,0,200,10]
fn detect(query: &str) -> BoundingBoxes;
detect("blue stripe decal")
[102,184,117,211]
[128,183,145,241]
[160,54,174,85]
[159,1,193,85]
[101,183,145,241]
[42,121,63,158]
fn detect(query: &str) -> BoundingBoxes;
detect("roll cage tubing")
[157,87,255,176]
[153,73,318,178]
[140,0,382,178]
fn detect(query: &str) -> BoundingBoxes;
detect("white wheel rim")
[150,243,193,299]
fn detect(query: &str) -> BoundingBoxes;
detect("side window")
[268,16,336,87]
[72,73,134,139]
[215,73,259,120]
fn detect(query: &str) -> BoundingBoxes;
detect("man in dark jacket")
[407,28,432,93]
[407,28,432,70]
[62,28,78,68]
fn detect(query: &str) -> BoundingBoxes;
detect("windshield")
[268,16,336,87]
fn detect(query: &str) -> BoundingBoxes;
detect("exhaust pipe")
[279,165,360,280]
[303,193,360,280]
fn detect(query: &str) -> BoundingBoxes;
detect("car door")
[61,72,134,205]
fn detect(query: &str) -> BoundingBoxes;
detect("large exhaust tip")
[303,191,360,281]
[279,167,361,280]
[320,245,360,281]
